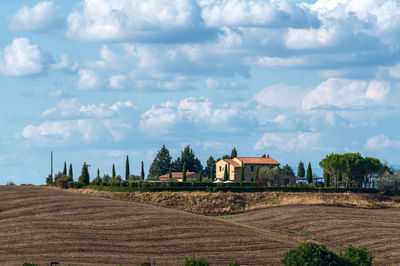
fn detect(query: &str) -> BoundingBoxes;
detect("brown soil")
[0,186,295,265]
[70,189,400,215]
[221,205,400,265]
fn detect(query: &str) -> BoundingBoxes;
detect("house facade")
[215,155,295,185]
[158,171,198,182]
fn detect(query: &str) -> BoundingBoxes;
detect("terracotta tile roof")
[221,159,241,167]
[159,171,197,179]
[236,157,280,166]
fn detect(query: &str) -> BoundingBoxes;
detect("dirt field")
[0,186,296,265]
[220,205,400,265]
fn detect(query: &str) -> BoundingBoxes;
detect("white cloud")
[0,38,49,77]
[51,54,79,73]
[23,99,137,144]
[67,0,210,42]
[199,0,319,28]
[251,56,305,67]
[365,134,397,150]
[285,23,340,49]
[255,132,321,151]
[42,98,136,119]
[77,69,100,89]
[8,1,64,32]
[254,84,304,108]
[302,78,390,110]
[205,77,248,90]
[140,97,252,133]
[109,75,128,89]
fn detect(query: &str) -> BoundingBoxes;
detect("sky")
[1,0,400,184]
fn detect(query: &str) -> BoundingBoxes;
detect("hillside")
[0,186,295,265]
[220,205,400,265]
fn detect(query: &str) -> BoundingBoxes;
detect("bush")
[91,176,102,186]
[281,242,341,266]
[228,261,240,266]
[23,263,38,266]
[54,178,68,189]
[7,181,16,186]
[140,262,151,266]
[101,180,110,186]
[120,180,129,187]
[183,258,210,266]
[67,181,81,189]
[340,245,373,266]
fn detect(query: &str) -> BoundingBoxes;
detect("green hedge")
[86,185,378,194]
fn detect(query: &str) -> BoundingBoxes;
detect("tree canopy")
[297,161,305,178]
[231,147,237,158]
[282,164,295,176]
[148,145,172,178]
[171,145,202,173]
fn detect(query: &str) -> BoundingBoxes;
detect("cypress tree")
[198,169,202,182]
[209,164,214,181]
[168,167,172,180]
[231,147,238,159]
[323,170,330,187]
[97,168,100,178]
[224,164,228,181]
[240,162,244,182]
[182,162,187,182]
[141,161,145,180]
[112,164,116,178]
[63,162,67,176]
[125,155,130,180]
[255,167,259,181]
[306,162,313,184]
[78,162,90,185]
[69,164,73,179]
[297,161,305,178]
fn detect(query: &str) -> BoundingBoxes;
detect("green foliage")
[231,147,237,158]
[78,162,90,185]
[120,180,129,187]
[282,164,295,176]
[240,163,244,182]
[198,169,202,182]
[169,167,172,180]
[63,161,67,176]
[182,162,187,182]
[7,181,16,186]
[297,161,305,178]
[377,168,400,191]
[91,176,102,185]
[257,166,280,186]
[140,262,151,266]
[69,164,73,179]
[148,145,172,178]
[111,175,122,186]
[281,242,373,266]
[204,156,216,178]
[323,170,331,187]
[340,245,373,266]
[112,164,116,178]
[172,145,203,173]
[23,263,38,266]
[46,174,53,185]
[306,163,313,184]
[223,164,228,181]
[228,261,240,266]
[281,242,341,266]
[141,161,145,180]
[126,155,130,180]
[183,258,210,266]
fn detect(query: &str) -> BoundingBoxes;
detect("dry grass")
[0,186,296,265]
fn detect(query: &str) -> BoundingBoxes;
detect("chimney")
[267,154,269,158]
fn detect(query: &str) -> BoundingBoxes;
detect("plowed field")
[222,205,400,265]
[0,186,295,265]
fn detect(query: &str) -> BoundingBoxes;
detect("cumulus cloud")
[254,132,321,151]
[199,0,319,28]
[22,99,137,144]
[8,1,64,32]
[140,97,254,134]
[51,54,79,73]
[67,0,216,42]
[0,38,50,77]
[365,134,398,150]
[302,78,390,110]
[254,84,304,108]
[77,69,100,89]
[205,77,248,90]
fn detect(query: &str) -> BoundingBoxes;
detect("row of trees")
[319,153,385,188]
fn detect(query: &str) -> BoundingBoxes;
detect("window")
[219,166,222,172]
[250,166,254,172]
[284,178,290,185]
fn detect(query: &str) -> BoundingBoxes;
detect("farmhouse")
[158,171,198,182]
[216,155,296,185]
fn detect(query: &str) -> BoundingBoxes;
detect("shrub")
[339,245,373,266]
[228,261,240,266]
[281,242,341,266]
[140,262,151,266]
[101,180,110,186]
[120,180,129,187]
[54,178,68,189]
[67,181,81,189]
[183,258,210,266]
[91,176,102,186]
[7,181,16,186]
[23,263,38,266]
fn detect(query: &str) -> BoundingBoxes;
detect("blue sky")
[1,0,400,184]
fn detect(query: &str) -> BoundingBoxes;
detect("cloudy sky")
[1,0,400,184]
